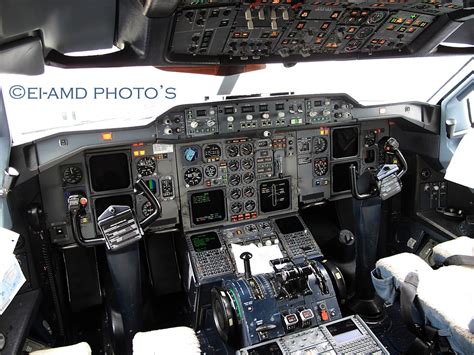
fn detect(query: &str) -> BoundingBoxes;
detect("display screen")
[259,179,291,213]
[190,189,226,225]
[247,342,283,355]
[241,105,255,113]
[326,319,363,345]
[196,109,207,117]
[332,161,358,193]
[191,232,221,252]
[275,216,305,235]
[332,127,359,159]
[89,153,131,192]
[94,195,134,219]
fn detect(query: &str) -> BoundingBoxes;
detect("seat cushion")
[133,326,201,355]
[373,252,474,354]
[30,342,91,355]
[432,236,474,265]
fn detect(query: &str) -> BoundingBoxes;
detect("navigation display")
[332,127,359,159]
[89,152,131,192]
[190,189,226,225]
[259,179,291,213]
[275,216,304,235]
[191,232,221,252]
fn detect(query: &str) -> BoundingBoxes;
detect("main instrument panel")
[168,0,464,63]
[35,93,415,246]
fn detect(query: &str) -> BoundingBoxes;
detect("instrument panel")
[168,1,463,63]
[36,93,406,246]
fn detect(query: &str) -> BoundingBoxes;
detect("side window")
[439,74,473,169]
[0,88,12,228]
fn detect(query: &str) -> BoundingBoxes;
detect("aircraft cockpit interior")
[0,1,473,355]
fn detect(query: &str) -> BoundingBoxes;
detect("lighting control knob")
[209,109,216,115]
[323,109,331,117]
[278,112,285,118]
[227,116,234,122]
[324,100,331,106]
[261,113,270,119]
[309,111,317,117]
[207,120,215,127]
[246,114,253,121]
[190,121,199,129]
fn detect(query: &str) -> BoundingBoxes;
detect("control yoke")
[350,137,407,200]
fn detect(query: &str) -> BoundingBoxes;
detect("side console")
[238,315,389,354]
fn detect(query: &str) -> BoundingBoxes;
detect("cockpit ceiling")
[0,1,473,75]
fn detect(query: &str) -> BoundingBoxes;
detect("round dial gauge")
[243,186,255,198]
[203,144,221,162]
[242,158,253,170]
[243,172,255,184]
[364,131,376,147]
[204,165,218,178]
[184,146,199,162]
[184,167,203,186]
[142,201,155,217]
[229,174,241,186]
[226,145,239,158]
[136,156,156,177]
[355,26,374,39]
[230,188,242,200]
[228,160,240,171]
[231,202,243,214]
[245,200,256,212]
[240,143,253,156]
[63,166,83,184]
[314,158,329,176]
[367,11,385,25]
[313,137,328,153]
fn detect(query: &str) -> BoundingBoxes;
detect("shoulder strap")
[442,254,474,266]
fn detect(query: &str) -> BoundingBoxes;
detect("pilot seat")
[372,236,474,354]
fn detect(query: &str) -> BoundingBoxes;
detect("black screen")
[326,319,363,344]
[332,161,358,193]
[275,216,305,234]
[94,195,134,219]
[89,153,131,192]
[191,232,221,252]
[332,127,359,159]
[259,179,291,213]
[248,342,283,355]
[190,189,226,225]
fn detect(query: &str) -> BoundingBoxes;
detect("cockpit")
[0,1,473,355]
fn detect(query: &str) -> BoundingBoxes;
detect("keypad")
[195,249,233,278]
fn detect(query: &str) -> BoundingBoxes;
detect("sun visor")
[444,129,474,189]
[0,37,44,75]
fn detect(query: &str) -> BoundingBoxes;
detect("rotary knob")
[207,120,215,127]
[190,121,198,129]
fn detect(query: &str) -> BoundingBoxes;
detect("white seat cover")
[133,326,201,355]
[30,342,91,355]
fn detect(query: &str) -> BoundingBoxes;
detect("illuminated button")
[398,26,407,32]
[320,309,329,321]
[407,27,416,33]
[299,309,314,322]
[386,24,396,30]
[227,116,234,122]
[79,197,88,206]
[101,132,113,141]
[261,112,270,119]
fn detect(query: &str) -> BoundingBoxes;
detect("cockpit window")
[1,55,471,145]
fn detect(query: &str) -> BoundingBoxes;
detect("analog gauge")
[226,145,239,158]
[184,167,203,186]
[355,26,374,39]
[314,158,329,176]
[204,165,218,178]
[242,158,253,170]
[136,156,156,177]
[367,11,385,25]
[230,202,243,214]
[245,224,257,233]
[313,137,328,153]
[245,200,256,212]
[229,174,241,186]
[240,143,253,156]
[183,146,199,162]
[243,172,255,184]
[63,166,83,184]
[230,188,242,200]
[142,201,155,217]
[259,222,271,231]
[228,160,240,172]
[203,144,221,162]
[243,186,255,198]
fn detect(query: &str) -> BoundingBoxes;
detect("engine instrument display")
[184,146,199,162]
[313,137,328,153]
[190,231,221,252]
[136,156,156,177]
[190,189,226,225]
[332,127,359,159]
[275,216,305,235]
[204,165,218,177]
[314,158,329,176]
[259,179,291,213]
